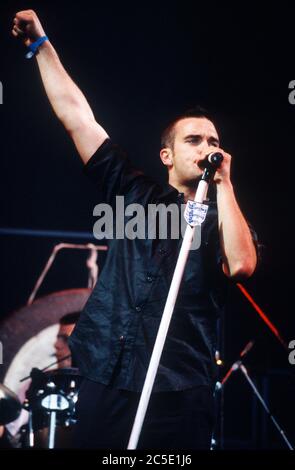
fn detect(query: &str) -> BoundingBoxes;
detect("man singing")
[12,9,257,449]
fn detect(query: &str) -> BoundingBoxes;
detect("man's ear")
[160,148,173,167]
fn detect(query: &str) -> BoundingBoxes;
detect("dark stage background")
[0,1,295,449]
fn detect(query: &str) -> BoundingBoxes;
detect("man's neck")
[168,180,199,203]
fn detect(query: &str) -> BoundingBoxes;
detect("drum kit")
[0,286,91,449]
[0,367,83,448]
[0,241,107,449]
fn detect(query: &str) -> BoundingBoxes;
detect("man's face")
[54,323,75,368]
[167,117,220,186]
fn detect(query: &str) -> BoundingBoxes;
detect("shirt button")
[135,306,142,312]
[159,248,166,255]
[119,335,124,342]
[147,275,153,282]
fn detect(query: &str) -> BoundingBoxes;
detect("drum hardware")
[23,367,83,448]
[27,242,107,306]
[0,383,22,425]
[20,354,72,383]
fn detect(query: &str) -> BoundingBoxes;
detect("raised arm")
[12,10,109,163]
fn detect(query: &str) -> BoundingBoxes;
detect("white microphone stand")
[127,154,223,449]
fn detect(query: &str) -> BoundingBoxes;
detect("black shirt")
[68,139,228,392]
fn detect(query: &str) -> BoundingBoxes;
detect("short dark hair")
[59,312,80,325]
[160,105,214,149]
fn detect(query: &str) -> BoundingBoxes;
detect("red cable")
[236,283,288,350]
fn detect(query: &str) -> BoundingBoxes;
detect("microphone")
[199,152,223,171]
[206,152,223,168]
[200,152,223,182]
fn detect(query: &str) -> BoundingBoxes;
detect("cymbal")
[0,383,22,425]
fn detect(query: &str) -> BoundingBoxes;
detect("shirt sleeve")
[83,139,157,206]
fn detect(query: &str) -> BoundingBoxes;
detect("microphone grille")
[207,152,223,167]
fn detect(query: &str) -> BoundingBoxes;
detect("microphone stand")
[220,342,294,450]
[127,154,223,449]
[238,363,293,450]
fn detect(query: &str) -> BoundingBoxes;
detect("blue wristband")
[25,36,49,59]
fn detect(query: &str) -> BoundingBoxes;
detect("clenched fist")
[12,10,46,46]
